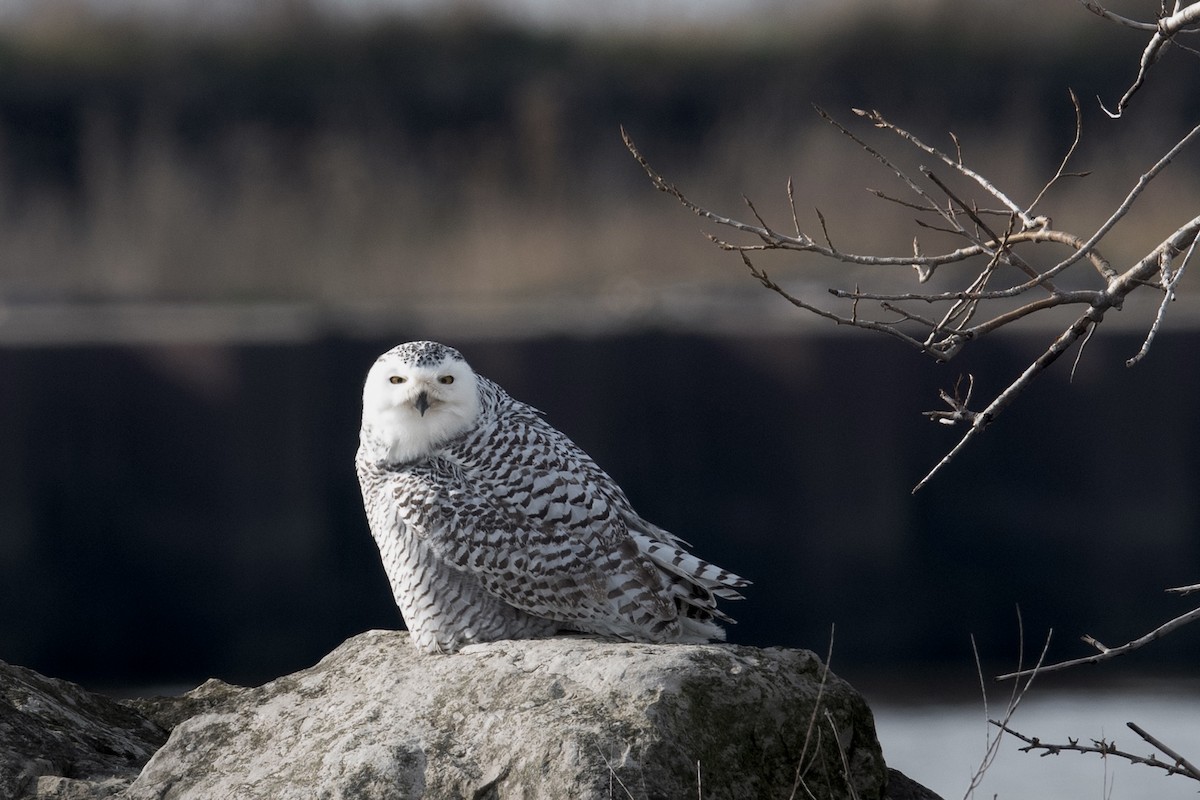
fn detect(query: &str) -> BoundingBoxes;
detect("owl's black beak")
[414,391,430,416]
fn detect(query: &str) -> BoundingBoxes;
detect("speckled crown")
[383,341,465,367]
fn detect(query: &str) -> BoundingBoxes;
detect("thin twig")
[742,254,946,357]
[1128,722,1200,780]
[636,134,1112,285]
[1010,121,1200,292]
[1127,233,1196,365]
[996,602,1200,681]
[595,745,637,800]
[625,125,1022,274]
[1027,89,1087,216]
[787,177,801,237]
[993,720,1200,782]
[913,302,1105,492]
[1069,318,1098,382]
[790,624,836,800]
[621,126,812,249]
[1078,0,1163,31]
[856,108,1041,229]
[921,169,1056,291]
[821,106,964,237]
[958,293,1098,339]
[1097,2,1200,116]
[964,610,1053,800]
[825,709,861,800]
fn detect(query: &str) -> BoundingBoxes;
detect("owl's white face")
[361,344,481,463]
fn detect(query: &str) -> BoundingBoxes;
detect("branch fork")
[623,95,1200,490]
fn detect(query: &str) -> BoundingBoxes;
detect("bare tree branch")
[1078,1,1164,32]
[623,109,1200,491]
[622,2,1200,491]
[910,307,1103,492]
[996,593,1200,681]
[1128,722,1200,780]
[1084,1,1200,116]
[992,720,1200,782]
[854,108,1046,231]
[1127,233,1197,366]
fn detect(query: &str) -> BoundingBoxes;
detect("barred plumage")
[355,340,749,654]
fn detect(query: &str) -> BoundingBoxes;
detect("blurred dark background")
[1,0,1198,697]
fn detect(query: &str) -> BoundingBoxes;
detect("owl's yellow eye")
[439,375,454,384]
[389,376,405,384]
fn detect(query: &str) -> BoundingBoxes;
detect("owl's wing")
[394,449,677,633]
[467,400,750,624]
[472,398,643,532]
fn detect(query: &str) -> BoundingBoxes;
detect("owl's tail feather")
[629,528,749,635]
[632,530,750,592]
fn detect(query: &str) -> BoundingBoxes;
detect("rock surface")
[2,631,941,799]
[129,630,887,799]
[0,659,166,800]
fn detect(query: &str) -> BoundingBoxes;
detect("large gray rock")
[126,630,887,799]
[0,659,166,800]
[4,631,942,799]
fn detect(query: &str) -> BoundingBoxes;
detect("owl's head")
[360,341,481,463]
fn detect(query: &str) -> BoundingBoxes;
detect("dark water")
[2,328,1198,691]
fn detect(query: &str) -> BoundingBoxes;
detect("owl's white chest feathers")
[361,403,473,465]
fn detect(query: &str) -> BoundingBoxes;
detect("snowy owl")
[355,340,749,654]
